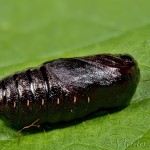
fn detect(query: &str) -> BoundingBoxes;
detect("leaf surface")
[0,0,149,150]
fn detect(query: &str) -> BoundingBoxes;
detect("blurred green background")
[0,0,150,150]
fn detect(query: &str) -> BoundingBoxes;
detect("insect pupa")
[0,54,140,128]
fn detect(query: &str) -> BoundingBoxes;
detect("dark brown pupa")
[0,54,140,128]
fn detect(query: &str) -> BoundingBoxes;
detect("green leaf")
[0,0,149,150]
